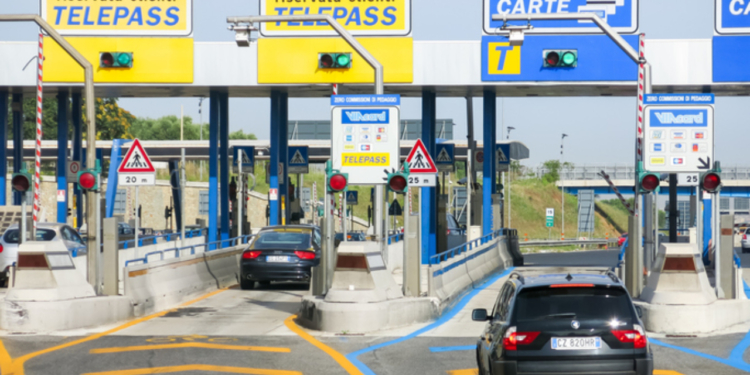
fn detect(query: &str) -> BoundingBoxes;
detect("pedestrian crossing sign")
[288,146,309,174]
[434,143,455,172]
[118,139,155,173]
[405,139,438,174]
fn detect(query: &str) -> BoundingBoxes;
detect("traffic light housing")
[637,162,660,194]
[319,53,352,69]
[325,161,348,193]
[100,52,133,68]
[77,160,101,192]
[701,161,722,194]
[543,50,578,68]
[385,162,410,194]
[11,171,32,194]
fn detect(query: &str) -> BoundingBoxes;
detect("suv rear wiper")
[543,313,577,319]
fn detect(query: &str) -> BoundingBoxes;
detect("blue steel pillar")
[0,91,7,206]
[12,94,23,205]
[208,91,220,246]
[219,92,230,243]
[269,91,282,225]
[483,90,497,236]
[72,93,82,228]
[421,89,437,264]
[279,92,289,223]
[56,92,69,223]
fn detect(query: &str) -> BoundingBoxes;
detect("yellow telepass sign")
[259,0,411,37]
[341,153,390,167]
[41,0,193,36]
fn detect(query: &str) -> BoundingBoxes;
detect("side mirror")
[472,309,490,322]
[635,305,644,319]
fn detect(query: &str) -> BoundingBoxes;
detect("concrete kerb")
[636,299,750,335]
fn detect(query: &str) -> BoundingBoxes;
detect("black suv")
[472,272,653,375]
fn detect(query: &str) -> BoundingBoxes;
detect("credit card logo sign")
[652,143,663,152]
[342,110,389,124]
[344,145,355,150]
[360,144,371,151]
[376,134,388,142]
[345,135,353,142]
[360,127,371,133]
[672,158,684,165]
[652,131,664,139]
[694,131,705,139]
[360,134,371,142]
[377,127,386,133]
[692,143,707,152]
[650,157,665,166]
[672,131,685,140]
[345,126,354,134]
[671,143,685,152]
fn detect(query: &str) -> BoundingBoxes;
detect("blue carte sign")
[716,0,750,34]
[481,35,639,82]
[483,0,639,35]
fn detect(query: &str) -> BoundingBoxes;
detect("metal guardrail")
[387,233,403,245]
[532,165,750,182]
[124,234,255,267]
[429,229,504,265]
[120,228,208,249]
[520,239,618,247]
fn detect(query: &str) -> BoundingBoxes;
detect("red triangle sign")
[118,139,155,173]
[405,139,438,174]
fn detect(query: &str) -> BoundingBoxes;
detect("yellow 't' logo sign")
[488,42,521,75]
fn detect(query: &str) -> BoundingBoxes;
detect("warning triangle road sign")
[405,139,438,174]
[289,150,306,165]
[436,147,452,163]
[118,139,155,173]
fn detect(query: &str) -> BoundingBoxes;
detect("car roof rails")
[509,272,525,284]
[605,269,621,283]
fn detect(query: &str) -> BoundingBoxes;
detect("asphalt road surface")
[2,249,749,374]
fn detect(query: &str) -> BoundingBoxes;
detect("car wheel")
[240,279,254,290]
[476,349,487,375]
[258,281,272,288]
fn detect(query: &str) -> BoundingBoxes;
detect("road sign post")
[117,139,156,256]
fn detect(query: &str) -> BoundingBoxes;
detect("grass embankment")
[508,178,621,240]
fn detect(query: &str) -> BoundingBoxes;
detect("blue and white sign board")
[643,94,715,173]
[346,191,359,205]
[232,146,255,173]
[496,144,511,172]
[481,35,639,82]
[331,95,401,185]
[435,144,455,172]
[288,146,309,174]
[715,0,750,34]
[483,0,639,35]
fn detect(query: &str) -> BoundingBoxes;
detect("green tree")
[541,159,574,184]
[86,98,136,140]
[131,115,200,140]
[229,130,257,140]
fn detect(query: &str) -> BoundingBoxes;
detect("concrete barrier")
[124,245,242,316]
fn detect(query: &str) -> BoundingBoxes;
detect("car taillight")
[502,326,540,351]
[242,251,262,259]
[744,234,747,240]
[294,251,315,260]
[612,325,647,349]
[0,243,3,253]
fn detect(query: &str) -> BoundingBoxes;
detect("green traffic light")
[116,53,132,67]
[336,54,351,67]
[561,51,577,66]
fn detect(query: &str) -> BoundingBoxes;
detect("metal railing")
[124,234,255,267]
[429,229,504,265]
[120,228,208,249]
[387,233,403,245]
[533,165,750,182]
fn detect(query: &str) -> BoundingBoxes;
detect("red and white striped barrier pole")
[33,31,44,228]
[633,33,645,218]
[333,83,339,96]
[599,171,634,215]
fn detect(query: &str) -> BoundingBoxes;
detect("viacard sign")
[41,0,193,36]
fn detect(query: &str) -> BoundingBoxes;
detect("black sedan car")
[240,225,321,290]
[473,272,652,375]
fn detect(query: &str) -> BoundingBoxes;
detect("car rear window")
[3,229,57,244]
[251,231,311,250]
[514,286,634,323]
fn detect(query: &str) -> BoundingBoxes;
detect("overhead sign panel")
[481,35,639,82]
[41,0,193,36]
[332,95,401,185]
[483,0,639,35]
[715,0,750,34]
[288,146,309,174]
[259,0,412,37]
[643,94,715,174]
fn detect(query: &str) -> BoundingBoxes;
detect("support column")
[269,92,281,225]
[669,174,678,242]
[72,93,82,228]
[0,91,7,206]
[208,91,220,245]
[421,89,437,264]
[279,92,289,224]
[483,90,497,236]
[56,92,69,223]
[12,93,23,206]
[219,92,230,243]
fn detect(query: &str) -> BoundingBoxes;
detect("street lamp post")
[561,133,568,240]
[506,126,515,229]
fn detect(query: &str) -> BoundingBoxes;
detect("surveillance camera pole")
[227,15,388,263]
[0,15,98,292]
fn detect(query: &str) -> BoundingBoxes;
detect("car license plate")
[551,337,601,350]
[266,256,290,263]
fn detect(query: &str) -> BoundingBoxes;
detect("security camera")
[229,24,257,47]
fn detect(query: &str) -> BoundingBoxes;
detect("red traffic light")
[11,174,30,193]
[641,174,660,192]
[702,173,721,193]
[329,174,347,192]
[388,175,407,193]
[79,172,96,190]
[320,54,334,68]
[545,51,560,66]
[101,52,114,67]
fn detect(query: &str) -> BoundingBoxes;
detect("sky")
[1,0,744,168]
